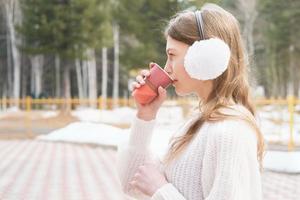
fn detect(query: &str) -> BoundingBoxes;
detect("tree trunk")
[55,54,61,98]
[6,25,13,98]
[237,0,257,87]
[289,45,298,97]
[75,59,84,100]
[101,47,108,110]
[270,47,277,97]
[30,63,34,96]
[21,64,27,98]
[82,60,88,98]
[30,55,44,98]
[87,49,97,108]
[5,0,22,106]
[2,85,7,110]
[113,23,119,108]
[63,62,71,112]
[238,0,257,59]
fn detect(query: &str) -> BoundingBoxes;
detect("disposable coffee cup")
[132,63,174,104]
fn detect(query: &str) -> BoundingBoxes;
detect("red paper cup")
[132,63,174,104]
[147,63,174,89]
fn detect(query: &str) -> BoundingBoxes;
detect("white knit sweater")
[117,105,262,200]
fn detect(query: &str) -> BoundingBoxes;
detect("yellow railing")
[0,97,135,110]
[0,96,299,150]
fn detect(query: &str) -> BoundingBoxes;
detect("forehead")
[166,36,189,52]
[166,36,178,50]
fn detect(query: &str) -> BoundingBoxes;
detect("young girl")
[117,3,264,200]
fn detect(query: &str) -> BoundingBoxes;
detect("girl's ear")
[183,37,231,80]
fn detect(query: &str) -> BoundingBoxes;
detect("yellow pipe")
[25,96,32,138]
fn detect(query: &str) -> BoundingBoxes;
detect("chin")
[174,87,191,97]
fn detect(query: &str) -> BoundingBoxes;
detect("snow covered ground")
[39,106,185,159]
[71,106,184,125]
[0,107,22,119]
[36,105,300,173]
[0,108,59,119]
[62,104,300,146]
[257,105,300,145]
[264,151,300,173]
[71,107,136,124]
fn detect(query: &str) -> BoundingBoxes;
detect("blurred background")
[0,0,299,200]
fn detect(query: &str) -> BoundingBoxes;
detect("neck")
[195,81,213,103]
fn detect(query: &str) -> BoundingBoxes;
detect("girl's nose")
[164,64,172,75]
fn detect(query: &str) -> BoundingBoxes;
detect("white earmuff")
[184,37,231,80]
[183,10,231,81]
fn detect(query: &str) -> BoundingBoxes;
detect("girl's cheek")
[169,61,175,70]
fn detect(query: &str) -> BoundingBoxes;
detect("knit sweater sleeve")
[151,183,186,200]
[117,115,157,199]
[203,120,261,200]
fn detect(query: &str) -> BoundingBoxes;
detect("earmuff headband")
[194,10,205,40]
[184,9,231,80]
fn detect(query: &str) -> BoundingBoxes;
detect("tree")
[258,0,300,97]
[18,0,110,108]
[113,0,182,70]
[1,0,22,106]
[237,0,257,59]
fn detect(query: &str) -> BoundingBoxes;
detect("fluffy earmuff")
[183,37,231,80]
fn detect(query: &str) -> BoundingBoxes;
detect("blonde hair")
[163,4,265,169]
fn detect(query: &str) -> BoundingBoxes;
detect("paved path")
[0,140,299,200]
[0,140,130,200]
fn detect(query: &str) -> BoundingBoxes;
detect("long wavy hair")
[163,4,265,169]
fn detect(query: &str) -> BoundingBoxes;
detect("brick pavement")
[0,140,299,200]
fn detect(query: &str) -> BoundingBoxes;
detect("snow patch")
[264,151,300,173]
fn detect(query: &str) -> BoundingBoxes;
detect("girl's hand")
[129,162,168,196]
[131,62,167,121]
